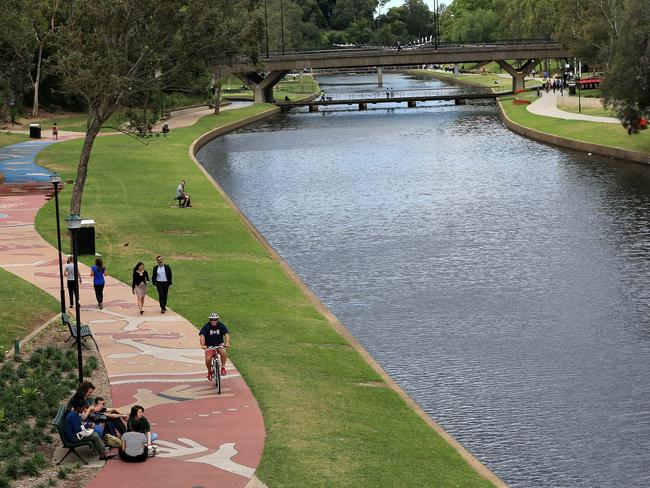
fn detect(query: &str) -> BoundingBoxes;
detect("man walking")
[151,255,172,313]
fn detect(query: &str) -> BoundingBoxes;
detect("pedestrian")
[151,255,172,314]
[131,261,150,315]
[320,90,326,101]
[90,257,107,310]
[64,255,81,308]
[52,123,58,141]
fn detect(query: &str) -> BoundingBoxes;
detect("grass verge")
[500,92,650,153]
[32,104,495,487]
[0,132,30,148]
[0,267,59,354]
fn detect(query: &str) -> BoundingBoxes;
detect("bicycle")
[207,345,226,394]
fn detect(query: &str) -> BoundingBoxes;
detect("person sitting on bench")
[65,398,115,460]
[175,179,191,208]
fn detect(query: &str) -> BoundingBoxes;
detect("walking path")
[0,104,265,488]
[527,91,619,123]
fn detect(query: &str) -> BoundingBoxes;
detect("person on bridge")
[320,90,326,101]
[200,312,231,380]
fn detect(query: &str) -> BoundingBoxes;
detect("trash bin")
[77,219,96,255]
[29,124,41,139]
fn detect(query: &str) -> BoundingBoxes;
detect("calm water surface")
[198,74,650,487]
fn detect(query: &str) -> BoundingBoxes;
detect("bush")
[21,457,41,476]
[0,475,11,488]
[3,458,20,479]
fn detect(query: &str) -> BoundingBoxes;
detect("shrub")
[0,475,11,488]
[48,478,57,486]
[32,452,48,469]
[56,467,67,479]
[21,457,41,476]
[3,457,20,479]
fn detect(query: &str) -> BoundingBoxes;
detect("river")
[197,73,650,487]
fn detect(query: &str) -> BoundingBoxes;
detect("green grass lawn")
[556,100,615,118]
[0,132,30,148]
[409,69,540,92]
[500,92,650,153]
[33,104,495,487]
[31,111,126,133]
[223,75,320,102]
[0,267,60,353]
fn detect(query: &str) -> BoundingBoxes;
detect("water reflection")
[198,73,650,487]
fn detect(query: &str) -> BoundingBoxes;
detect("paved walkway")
[0,104,265,488]
[527,91,619,123]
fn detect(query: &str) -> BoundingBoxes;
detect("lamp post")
[65,213,84,385]
[264,0,269,58]
[50,173,66,313]
[280,0,285,54]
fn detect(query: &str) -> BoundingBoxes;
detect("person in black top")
[151,255,172,313]
[132,262,150,315]
[199,312,230,380]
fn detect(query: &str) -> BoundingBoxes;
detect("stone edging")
[497,102,650,165]
[188,106,508,488]
[4,314,60,359]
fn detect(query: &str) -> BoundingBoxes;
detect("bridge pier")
[235,70,289,103]
[496,59,541,92]
[377,67,383,87]
[309,104,319,112]
[359,103,367,110]
[454,98,465,105]
[407,100,416,108]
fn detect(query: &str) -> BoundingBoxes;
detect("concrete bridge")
[233,41,570,102]
[276,87,510,112]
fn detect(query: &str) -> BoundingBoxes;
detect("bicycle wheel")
[215,355,221,394]
[212,357,219,390]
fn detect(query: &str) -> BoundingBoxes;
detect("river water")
[197,73,650,487]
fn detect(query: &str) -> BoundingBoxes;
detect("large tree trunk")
[31,44,43,117]
[69,119,101,215]
[214,83,222,114]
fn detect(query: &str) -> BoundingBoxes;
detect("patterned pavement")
[0,125,266,487]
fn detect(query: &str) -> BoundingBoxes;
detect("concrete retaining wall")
[498,103,650,165]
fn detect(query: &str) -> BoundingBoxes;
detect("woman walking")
[131,262,150,315]
[64,255,81,308]
[90,258,107,309]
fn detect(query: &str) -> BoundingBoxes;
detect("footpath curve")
[0,104,266,488]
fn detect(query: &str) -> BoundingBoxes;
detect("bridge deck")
[276,89,512,108]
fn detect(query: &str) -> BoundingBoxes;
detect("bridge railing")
[317,87,509,102]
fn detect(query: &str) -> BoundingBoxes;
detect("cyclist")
[199,312,230,380]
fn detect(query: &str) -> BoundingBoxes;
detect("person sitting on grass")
[118,418,151,462]
[175,179,191,208]
[127,405,158,447]
[64,398,115,461]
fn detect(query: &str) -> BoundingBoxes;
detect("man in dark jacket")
[151,255,172,313]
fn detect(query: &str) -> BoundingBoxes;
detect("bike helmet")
[208,312,219,320]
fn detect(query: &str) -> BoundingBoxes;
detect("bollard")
[14,339,20,355]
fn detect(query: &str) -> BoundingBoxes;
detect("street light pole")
[280,0,285,54]
[264,0,269,58]
[65,214,84,385]
[50,174,65,313]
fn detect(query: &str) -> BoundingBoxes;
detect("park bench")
[52,405,95,465]
[62,313,98,350]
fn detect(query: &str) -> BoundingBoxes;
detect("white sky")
[378,0,443,14]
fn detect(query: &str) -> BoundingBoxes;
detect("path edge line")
[188,105,508,488]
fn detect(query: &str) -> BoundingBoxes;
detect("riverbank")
[32,104,501,487]
[408,69,650,163]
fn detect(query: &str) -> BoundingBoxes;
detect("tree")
[55,0,258,215]
[556,0,623,67]
[601,0,650,133]
[495,0,561,40]
[1,0,61,117]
